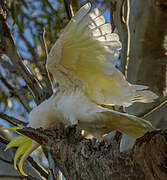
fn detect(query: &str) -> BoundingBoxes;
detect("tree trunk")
[114,0,167,127]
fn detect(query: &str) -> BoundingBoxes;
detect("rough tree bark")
[18,124,167,180]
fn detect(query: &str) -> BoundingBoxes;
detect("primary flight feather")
[5,3,157,176]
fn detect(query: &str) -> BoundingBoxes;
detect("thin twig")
[0,124,13,140]
[64,0,74,20]
[0,175,23,178]
[0,135,9,144]
[121,0,126,24]
[110,2,116,32]
[18,25,45,78]
[42,0,62,21]
[0,14,44,104]
[19,32,37,59]
[0,58,17,74]
[140,97,167,119]
[27,156,48,179]
[41,27,53,96]
[0,73,31,112]
[18,25,53,99]
[118,0,131,75]
[0,112,27,126]
[42,27,48,58]
[124,0,130,78]
[45,0,57,13]
[0,156,12,164]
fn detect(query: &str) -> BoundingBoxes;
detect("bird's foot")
[66,124,77,136]
[92,138,105,150]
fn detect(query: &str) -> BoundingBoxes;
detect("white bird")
[5,3,157,176]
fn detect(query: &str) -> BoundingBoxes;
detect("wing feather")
[72,3,91,22]
[90,23,112,36]
[47,3,157,106]
[89,16,105,29]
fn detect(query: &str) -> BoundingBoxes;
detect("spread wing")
[47,3,157,106]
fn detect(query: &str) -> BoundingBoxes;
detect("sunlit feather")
[5,3,158,176]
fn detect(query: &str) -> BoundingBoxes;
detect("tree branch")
[0,134,10,144]
[27,156,48,179]
[0,113,27,126]
[140,96,167,119]
[0,57,17,74]
[0,72,32,112]
[64,0,74,20]
[110,2,116,32]
[44,0,57,14]
[40,27,53,96]
[0,124,13,140]
[17,124,167,180]
[0,12,45,104]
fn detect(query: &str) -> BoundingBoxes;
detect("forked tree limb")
[18,124,167,180]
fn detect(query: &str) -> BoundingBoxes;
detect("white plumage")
[6,3,158,176]
[47,3,157,107]
[30,2,158,139]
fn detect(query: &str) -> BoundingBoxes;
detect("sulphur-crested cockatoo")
[5,3,157,176]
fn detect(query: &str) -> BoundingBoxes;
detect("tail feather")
[79,108,155,140]
[100,110,154,138]
[132,85,158,103]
